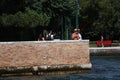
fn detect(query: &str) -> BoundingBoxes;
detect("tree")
[92,0,120,40]
[0,9,50,28]
[0,0,120,41]
[0,0,26,14]
[79,0,120,40]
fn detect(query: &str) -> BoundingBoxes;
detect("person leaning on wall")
[72,29,79,40]
[38,34,44,41]
[46,30,54,40]
[78,29,82,40]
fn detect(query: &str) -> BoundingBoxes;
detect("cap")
[74,28,77,32]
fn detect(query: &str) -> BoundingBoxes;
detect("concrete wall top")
[0,40,89,44]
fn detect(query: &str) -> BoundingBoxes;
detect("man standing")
[101,34,104,47]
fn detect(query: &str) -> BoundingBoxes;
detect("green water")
[0,56,120,80]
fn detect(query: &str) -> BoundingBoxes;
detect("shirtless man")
[72,29,79,40]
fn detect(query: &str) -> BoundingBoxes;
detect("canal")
[0,56,120,80]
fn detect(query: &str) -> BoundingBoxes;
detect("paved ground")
[90,47,120,55]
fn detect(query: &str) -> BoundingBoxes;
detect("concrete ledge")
[0,40,89,44]
[0,63,92,74]
[90,47,120,55]
[0,64,92,76]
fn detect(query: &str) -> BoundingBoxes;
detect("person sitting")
[72,29,79,40]
[38,34,44,41]
[46,30,54,40]
[78,29,82,40]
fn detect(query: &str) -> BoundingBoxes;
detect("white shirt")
[78,33,82,40]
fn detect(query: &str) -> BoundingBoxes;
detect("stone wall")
[0,40,91,74]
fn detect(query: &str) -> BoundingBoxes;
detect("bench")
[96,40,112,47]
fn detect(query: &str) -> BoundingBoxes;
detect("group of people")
[38,28,82,41]
[38,30,54,41]
[72,28,82,40]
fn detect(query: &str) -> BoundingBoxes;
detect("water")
[0,56,120,80]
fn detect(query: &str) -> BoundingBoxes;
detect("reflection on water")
[0,56,120,80]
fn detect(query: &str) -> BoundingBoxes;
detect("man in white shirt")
[78,29,82,40]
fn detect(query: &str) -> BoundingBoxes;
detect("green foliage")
[0,0,76,28]
[79,0,120,40]
[42,0,76,17]
[0,10,50,27]
[0,0,25,14]
[1,14,14,27]
[0,0,120,40]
